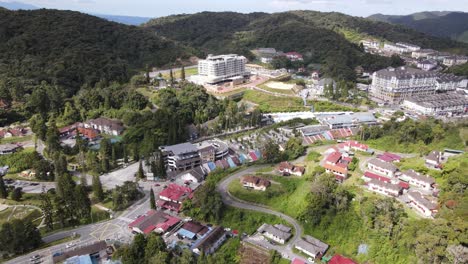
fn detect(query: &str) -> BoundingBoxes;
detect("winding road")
[216,166,306,261]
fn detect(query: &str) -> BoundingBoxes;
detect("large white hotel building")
[191,54,248,84]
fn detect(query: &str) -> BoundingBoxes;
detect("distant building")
[367,158,398,177]
[157,183,193,212]
[367,179,402,197]
[191,54,249,84]
[370,67,438,104]
[443,56,468,67]
[277,161,305,176]
[322,152,350,181]
[160,143,201,172]
[425,151,443,168]
[285,52,304,61]
[257,223,292,244]
[377,152,401,163]
[192,226,227,255]
[316,112,378,129]
[417,59,438,71]
[295,235,329,259]
[240,175,271,191]
[84,117,124,136]
[128,210,180,234]
[402,93,468,116]
[400,170,435,190]
[411,49,436,59]
[383,43,408,54]
[340,140,369,152]
[396,42,421,52]
[408,191,438,217]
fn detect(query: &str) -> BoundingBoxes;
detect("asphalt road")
[216,165,306,262]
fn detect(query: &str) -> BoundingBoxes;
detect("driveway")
[217,166,307,262]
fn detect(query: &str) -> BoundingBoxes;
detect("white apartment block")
[383,43,408,54]
[408,191,438,217]
[196,54,248,84]
[396,42,421,52]
[370,67,438,104]
[402,93,468,116]
[412,49,436,59]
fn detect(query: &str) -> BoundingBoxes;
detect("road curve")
[216,166,303,253]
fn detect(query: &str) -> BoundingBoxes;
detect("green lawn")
[3,193,43,207]
[161,67,198,79]
[228,174,310,218]
[0,135,33,144]
[218,206,290,235]
[0,206,41,225]
[242,90,308,112]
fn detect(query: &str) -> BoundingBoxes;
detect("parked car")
[66,242,76,249]
[154,183,160,187]
[29,255,41,261]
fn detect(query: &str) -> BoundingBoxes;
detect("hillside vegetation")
[0,9,191,102]
[146,11,468,81]
[368,11,468,43]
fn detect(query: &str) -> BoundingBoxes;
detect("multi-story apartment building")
[370,67,438,104]
[196,54,248,84]
[396,42,421,52]
[160,143,201,172]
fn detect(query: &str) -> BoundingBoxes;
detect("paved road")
[216,166,306,262]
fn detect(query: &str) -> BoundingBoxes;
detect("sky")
[6,0,468,17]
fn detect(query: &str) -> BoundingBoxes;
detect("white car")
[66,242,76,249]
[307,257,315,263]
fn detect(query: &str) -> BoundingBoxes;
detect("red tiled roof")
[325,152,342,164]
[159,184,192,202]
[77,127,99,140]
[128,210,180,234]
[155,216,180,232]
[323,162,348,174]
[398,181,410,189]
[249,152,258,161]
[329,254,357,264]
[363,171,391,183]
[157,200,182,212]
[291,258,307,264]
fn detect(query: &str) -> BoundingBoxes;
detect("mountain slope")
[146,11,467,80]
[368,11,468,43]
[0,9,191,97]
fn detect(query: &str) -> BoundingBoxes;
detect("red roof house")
[329,254,357,264]
[128,210,180,234]
[291,258,307,264]
[158,184,192,212]
[363,171,391,183]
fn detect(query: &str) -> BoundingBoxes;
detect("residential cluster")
[58,117,124,147]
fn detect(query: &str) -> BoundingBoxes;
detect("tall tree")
[0,177,7,198]
[181,66,186,81]
[39,192,54,231]
[137,160,145,180]
[74,185,91,220]
[169,68,174,86]
[92,175,105,202]
[145,64,151,84]
[11,187,22,201]
[149,189,156,210]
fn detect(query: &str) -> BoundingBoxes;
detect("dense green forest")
[368,11,468,43]
[0,9,192,123]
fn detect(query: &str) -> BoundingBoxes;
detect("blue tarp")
[207,162,217,171]
[238,154,246,164]
[178,228,197,240]
[227,157,237,168]
[255,150,262,159]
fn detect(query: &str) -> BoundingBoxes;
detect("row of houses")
[0,127,28,139]
[363,155,439,217]
[59,117,125,141]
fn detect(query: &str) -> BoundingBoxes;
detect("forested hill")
[0,9,191,98]
[145,11,467,80]
[368,11,468,43]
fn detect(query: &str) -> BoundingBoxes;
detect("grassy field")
[219,206,290,235]
[0,135,33,144]
[2,193,43,207]
[258,83,296,96]
[228,174,310,218]
[0,206,42,225]
[161,67,198,79]
[242,90,308,112]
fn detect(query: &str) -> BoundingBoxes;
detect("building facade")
[370,67,438,104]
[196,54,248,84]
[402,93,468,116]
[160,143,201,172]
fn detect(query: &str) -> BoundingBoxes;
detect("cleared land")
[265,81,295,90]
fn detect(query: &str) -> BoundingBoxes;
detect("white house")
[425,151,442,168]
[408,191,438,217]
[258,223,292,244]
[400,170,435,190]
[295,236,329,259]
[367,158,398,177]
[367,179,402,197]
